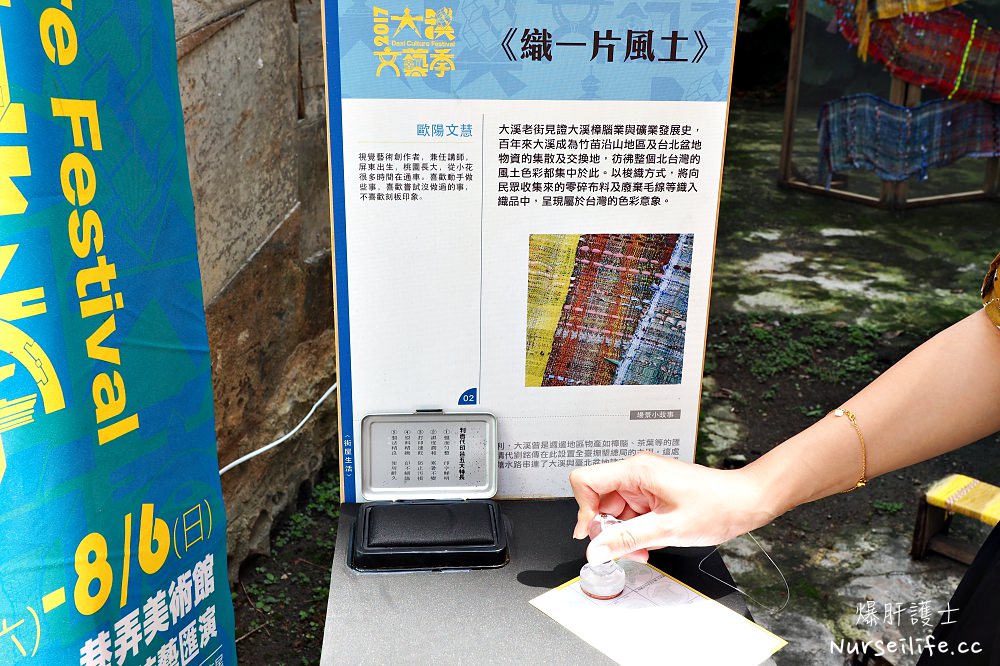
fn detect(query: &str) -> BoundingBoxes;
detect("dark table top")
[320,498,750,665]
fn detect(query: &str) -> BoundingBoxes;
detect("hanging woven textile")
[818,93,1000,183]
[830,2,1000,102]
[849,0,967,54]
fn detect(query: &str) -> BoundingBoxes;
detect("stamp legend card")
[360,413,497,500]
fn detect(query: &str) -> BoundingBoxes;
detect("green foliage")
[245,581,274,613]
[796,579,823,601]
[707,313,880,387]
[308,479,341,520]
[274,478,341,549]
[798,404,826,418]
[236,474,340,660]
[873,500,904,514]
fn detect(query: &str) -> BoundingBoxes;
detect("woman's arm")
[758,309,1000,513]
[571,310,1000,563]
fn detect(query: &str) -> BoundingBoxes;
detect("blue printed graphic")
[0,1,236,662]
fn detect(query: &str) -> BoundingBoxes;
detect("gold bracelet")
[831,408,867,491]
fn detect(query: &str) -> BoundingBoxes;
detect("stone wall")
[173,0,337,579]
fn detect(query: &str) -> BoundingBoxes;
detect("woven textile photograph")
[614,234,694,385]
[829,1,1000,103]
[818,93,1000,182]
[525,233,693,387]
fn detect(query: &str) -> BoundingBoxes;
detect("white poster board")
[323,0,739,501]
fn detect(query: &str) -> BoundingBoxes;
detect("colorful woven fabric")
[524,234,691,387]
[830,2,1000,102]
[818,93,1000,182]
[850,0,967,54]
[525,234,580,386]
[614,234,693,385]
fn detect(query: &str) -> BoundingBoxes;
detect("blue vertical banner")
[0,2,237,664]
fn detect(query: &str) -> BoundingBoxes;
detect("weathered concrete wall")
[173,0,337,578]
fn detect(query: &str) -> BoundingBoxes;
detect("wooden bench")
[911,474,1000,565]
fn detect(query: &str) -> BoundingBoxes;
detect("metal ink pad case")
[349,412,507,572]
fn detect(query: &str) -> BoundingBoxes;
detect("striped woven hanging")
[818,94,1000,183]
[853,0,966,55]
[830,2,1000,102]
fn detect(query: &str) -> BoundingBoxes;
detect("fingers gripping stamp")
[579,514,626,600]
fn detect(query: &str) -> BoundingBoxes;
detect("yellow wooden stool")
[911,474,1000,564]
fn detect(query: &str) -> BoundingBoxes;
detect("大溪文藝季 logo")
[373,6,456,78]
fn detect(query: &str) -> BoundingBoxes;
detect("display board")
[0,2,236,663]
[323,0,739,502]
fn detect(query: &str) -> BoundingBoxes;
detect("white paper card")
[530,559,785,665]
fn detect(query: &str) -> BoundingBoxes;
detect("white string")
[697,531,790,614]
[218,382,338,476]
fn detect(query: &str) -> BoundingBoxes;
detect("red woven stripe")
[833,4,1000,102]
